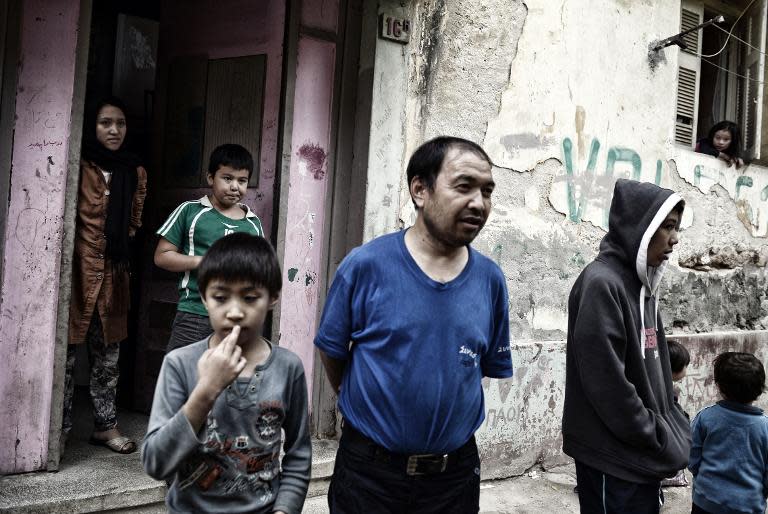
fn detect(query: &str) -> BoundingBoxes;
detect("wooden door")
[132,54,268,411]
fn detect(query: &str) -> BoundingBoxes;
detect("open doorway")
[58,0,371,479]
[63,0,287,468]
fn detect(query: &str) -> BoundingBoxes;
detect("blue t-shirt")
[689,400,768,514]
[314,229,513,454]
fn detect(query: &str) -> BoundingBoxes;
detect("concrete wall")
[476,332,768,479]
[363,0,768,477]
[0,0,81,473]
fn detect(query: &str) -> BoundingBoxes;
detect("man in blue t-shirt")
[315,136,513,513]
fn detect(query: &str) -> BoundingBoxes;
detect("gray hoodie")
[142,339,311,513]
[562,179,691,483]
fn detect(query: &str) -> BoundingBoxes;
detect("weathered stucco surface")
[0,0,80,473]
[478,332,768,479]
[363,0,411,241]
[476,342,568,479]
[376,0,768,477]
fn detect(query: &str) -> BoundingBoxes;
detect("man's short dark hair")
[208,144,254,180]
[406,136,492,206]
[714,351,766,404]
[667,339,690,374]
[198,233,281,298]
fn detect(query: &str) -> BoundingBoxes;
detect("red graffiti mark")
[298,142,327,180]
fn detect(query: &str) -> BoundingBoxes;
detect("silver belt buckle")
[406,453,449,475]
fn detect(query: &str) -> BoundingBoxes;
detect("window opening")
[676,0,768,161]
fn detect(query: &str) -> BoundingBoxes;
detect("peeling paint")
[0,0,80,474]
[500,132,557,154]
[381,0,768,481]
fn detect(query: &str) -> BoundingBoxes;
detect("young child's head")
[198,233,281,343]
[714,351,766,404]
[707,120,741,157]
[206,144,255,210]
[667,339,690,381]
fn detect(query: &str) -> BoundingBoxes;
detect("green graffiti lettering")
[492,244,503,265]
[606,148,642,180]
[762,185,768,202]
[287,268,298,282]
[562,137,600,222]
[736,175,754,199]
[604,148,642,226]
[655,160,662,185]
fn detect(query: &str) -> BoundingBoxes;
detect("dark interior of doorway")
[73,0,280,420]
[73,0,161,410]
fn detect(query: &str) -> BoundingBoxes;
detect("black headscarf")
[82,96,141,270]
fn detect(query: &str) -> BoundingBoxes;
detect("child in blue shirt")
[689,352,768,514]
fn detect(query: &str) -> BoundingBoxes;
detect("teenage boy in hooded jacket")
[563,179,691,513]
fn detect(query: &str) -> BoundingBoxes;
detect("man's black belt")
[340,422,476,476]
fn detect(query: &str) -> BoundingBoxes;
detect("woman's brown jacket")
[68,160,147,344]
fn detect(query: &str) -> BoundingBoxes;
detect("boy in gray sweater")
[142,233,311,514]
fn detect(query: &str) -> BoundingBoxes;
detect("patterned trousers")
[62,312,120,433]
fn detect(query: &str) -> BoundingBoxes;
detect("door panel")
[133,53,269,412]
[204,55,266,188]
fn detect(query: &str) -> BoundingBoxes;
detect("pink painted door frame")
[0,0,84,473]
[276,0,341,410]
[275,0,370,437]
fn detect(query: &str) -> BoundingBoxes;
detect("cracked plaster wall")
[384,0,768,477]
[400,0,768,344]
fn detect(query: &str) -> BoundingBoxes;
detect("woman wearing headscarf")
[63,97,147,454]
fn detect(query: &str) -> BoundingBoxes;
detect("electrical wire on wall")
[695,0,766,85]
[701,58,764,84]
[702,0,758,58]
[713,23,767,56]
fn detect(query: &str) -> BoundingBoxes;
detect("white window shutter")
[675,67,698,145]
[676,2,703,147]
[680,8,701,55]
[744,0,767,160]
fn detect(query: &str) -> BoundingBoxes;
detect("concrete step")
[0,404,338,513]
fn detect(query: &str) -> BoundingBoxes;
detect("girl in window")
[696,120,744,168]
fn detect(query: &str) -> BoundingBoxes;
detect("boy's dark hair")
[198,233,281,298]
[671,201,685,218]
[667,339,690,373]
[406,136,492,207]
[207,144,254,180]
[714,351,765,403]
[707,120,741,159]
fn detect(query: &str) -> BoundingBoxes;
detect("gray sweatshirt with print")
[142,339,311,514]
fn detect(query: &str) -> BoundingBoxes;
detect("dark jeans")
[575,461,664,514]
[691,504,713,514]
[328,424,481,514]
[166,311,213,353]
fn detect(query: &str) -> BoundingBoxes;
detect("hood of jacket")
[599,179,685,290]
[598,179,684,339]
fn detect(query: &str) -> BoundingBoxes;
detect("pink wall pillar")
[0,0,81,473]
[279,0,339,403]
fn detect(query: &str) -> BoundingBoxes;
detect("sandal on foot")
[89,435,137,454]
